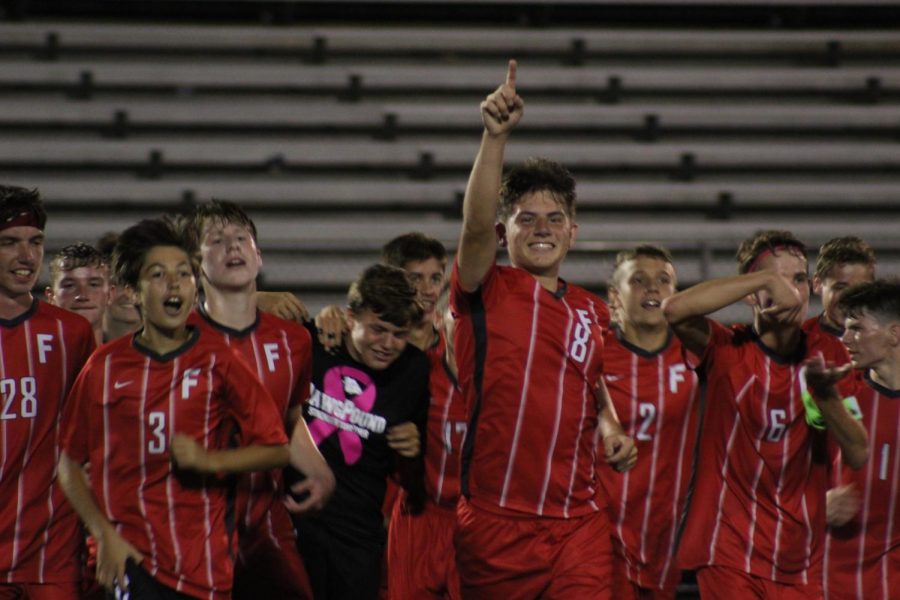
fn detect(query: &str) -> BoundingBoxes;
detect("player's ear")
[888,322,900,347]
[44,286,54,303]
[607,286,620,312]
[811,274,823,296]
[495,222,507,248]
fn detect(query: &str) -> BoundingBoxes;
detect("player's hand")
[96,525,143,594]
[283,463,336,515]
[826,484,861,527]
[171,433,212,473]
[387,421,421,458]
[604,432,637,473]
[481,60,524,137]
[256,291,309,323]
[314,305,347,351]
[759,273,803,324]
[805,354,852,400]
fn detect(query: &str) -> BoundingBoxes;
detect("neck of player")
[138,321,192,355]
[871,356,900,391]
[620,320,669,353]
[754,318,803,358]
[0,290,33,320]
[203,284,257,330]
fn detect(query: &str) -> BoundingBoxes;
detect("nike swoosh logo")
[604,374,624,382]
[113,380,132,390]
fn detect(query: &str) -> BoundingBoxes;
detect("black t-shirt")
[289,321,429,545]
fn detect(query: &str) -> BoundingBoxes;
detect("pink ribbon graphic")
[308,366,376,465]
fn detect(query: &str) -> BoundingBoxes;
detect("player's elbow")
[842,442,869,470]
[662,295,689,325]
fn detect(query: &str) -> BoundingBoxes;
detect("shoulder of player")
[36,299,93,333]
[257,311,312,344]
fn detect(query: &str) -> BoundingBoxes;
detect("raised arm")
[456,60,524,292]
[662,270,802,356]
[805,357,869,469]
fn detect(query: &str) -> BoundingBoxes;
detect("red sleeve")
[222,352,289,447]
[695,318,734,369]
[60,357,99,464]
[450,258,501,316]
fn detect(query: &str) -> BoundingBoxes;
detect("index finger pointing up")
[506,59,517,88]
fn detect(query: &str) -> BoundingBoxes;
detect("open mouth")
[12,268,34,280]
[225,257,246,268]
[163,296,184,316]
[641,299,661,310]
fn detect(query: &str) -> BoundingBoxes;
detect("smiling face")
[198,219,262,292]
[0,225,44,302]
[48,265,111,329]
[134,245,197,337]
[814,262,875,330]
[501,190,576,281]
[346,308,410,370]
[402,257,446,323]
[610,256,677,331]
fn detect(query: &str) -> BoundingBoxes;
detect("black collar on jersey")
[198,302,260,338]
[551,280,569,300]
[817,313,845,338]
[131,326,200,362]
[612,324,673,358]
[864,370,900,398]
[749,326,808,365]
[0,296,38,328]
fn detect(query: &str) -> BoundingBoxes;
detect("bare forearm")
[664,271,776,324]
[204,444,290,474]
[462,131,507,236]
[58,453,115,539]
[288,419,329,474]
[457,132,507,291]
[596,382,625,438]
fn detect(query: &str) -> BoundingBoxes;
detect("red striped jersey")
[600,326,700,590]
[0,299,95,584]
[824,372,900,600]
[188,308,312,540]
[450,261,610,518]
[678,321,852,586]
[803,314,844,340]
[423,333,467,508]
[60,329,288,600]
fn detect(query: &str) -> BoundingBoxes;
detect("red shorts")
[697,565,822,600]
[387,493,460,600]
[454,498,612,600]
[611,553,677,600]
[233,500,313,600]
[0,582,79,600]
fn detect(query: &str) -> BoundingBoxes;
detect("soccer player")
[451,60,635,598]
[185,199,334,600]
[45,243,111,346]
[0,185,96,599]
[601,245,701,600]
[288,264,430,600]
[96,232,143,343]
[381,238,466,600]
[662,229,869,599]
[821,280,900,600]
[57,217,290,599]
[804,236,876,339]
